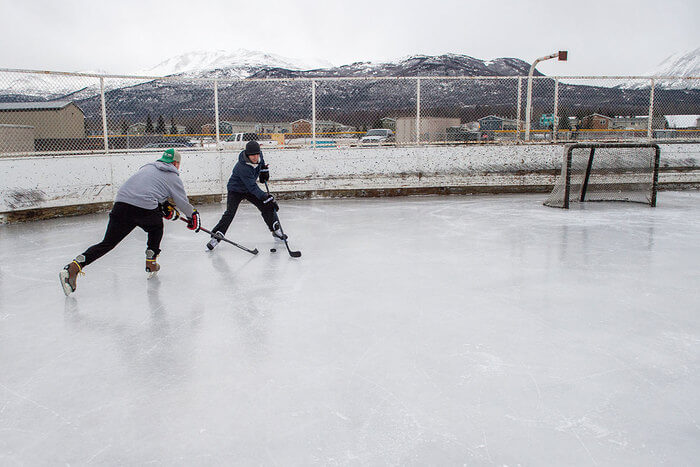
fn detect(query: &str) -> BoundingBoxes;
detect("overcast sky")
[1,0,698,76]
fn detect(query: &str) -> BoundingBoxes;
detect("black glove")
[263,195,279,212]
[187,210,201,232]
[259,164,270,183]
[159,201,180,221]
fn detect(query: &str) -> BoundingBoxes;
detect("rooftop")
[0,100,75,111]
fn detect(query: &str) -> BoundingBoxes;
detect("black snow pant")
[211,191,277,236]
[81,202,164,267]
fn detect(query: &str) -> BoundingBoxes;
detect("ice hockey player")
[59,148,201,296]
[206,140,286,250]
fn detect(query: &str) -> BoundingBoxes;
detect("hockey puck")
[270,248,277,252]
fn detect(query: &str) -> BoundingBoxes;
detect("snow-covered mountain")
[247,53,535,79]
[624,47,700,89]
[141,49,335,78]
[0,49,335,99]
[647,47,700,77]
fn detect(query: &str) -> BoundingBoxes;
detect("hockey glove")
[187,210,201,232]
[263,194,279,212]
[160,201,180,221]
[259,164,270,183]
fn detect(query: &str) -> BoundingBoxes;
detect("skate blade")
[147,270,158,280]
[59,270,73,296]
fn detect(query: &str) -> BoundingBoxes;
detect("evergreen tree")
[155,115,166,134]
[145,114,154,134]
[558,109,571,130]
[170,116,177,134]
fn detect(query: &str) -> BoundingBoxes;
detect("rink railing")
[1,142,699,223]
[0,67,699,156]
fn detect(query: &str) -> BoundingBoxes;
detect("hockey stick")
[179,217,258,255]
[264,182,301,258]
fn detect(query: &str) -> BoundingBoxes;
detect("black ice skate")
[206,231,225,251]
[146,249,160,279]
[59,255,85,296]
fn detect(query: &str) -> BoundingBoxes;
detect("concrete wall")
[1,143,698,223]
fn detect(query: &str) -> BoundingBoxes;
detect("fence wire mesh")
[0,68,698,155]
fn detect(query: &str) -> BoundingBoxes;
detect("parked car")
[446,126,482,142]
[221,132,279,150]
[360,129,395,144]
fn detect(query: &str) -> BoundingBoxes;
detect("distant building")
[0,101,85,139]
[395,117,460,143]
[610,115,669,130]
[291,119,355,135]
[610,116,647,130]
[665,115,700,129]
[581,114,612,130]
[0,123,35,153]
[478,115,520,131]
[380,117,396,131]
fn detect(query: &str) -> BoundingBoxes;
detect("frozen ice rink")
[1,192,699,465]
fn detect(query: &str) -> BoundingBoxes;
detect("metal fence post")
[647,78,655,140]
[416,78,421,144]
[553,78,560,142]
[99,77,109,152]
[312,80,316,147]
[525,75,534,141]
[214,79,221,148]
[516,77,522,141]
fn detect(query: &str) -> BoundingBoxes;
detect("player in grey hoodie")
[59,149,200,296]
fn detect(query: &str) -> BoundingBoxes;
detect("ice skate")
[206,231,225,251]
[59,255,85,296]
[271,221,287,241]
[146,249,160,279]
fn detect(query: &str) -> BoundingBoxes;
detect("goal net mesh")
[544,143,660,208]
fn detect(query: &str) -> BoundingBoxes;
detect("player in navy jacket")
[207,140,286,250]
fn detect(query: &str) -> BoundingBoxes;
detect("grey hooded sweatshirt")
[114,161,195,218]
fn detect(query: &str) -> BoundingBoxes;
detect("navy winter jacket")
[226,150,267,200]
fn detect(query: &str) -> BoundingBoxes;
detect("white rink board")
[1,144,698,215]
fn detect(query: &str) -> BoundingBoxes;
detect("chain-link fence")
[0,68,698,155]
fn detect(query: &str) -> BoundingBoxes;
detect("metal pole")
[553,78,560,142]
[214,79,220,148]
[312,80,316,147]
[525,52,560,141]
[647,78,655,140]
[99,77,109,152]
[416,78,421,144]
[516,76,522,140]
[525,73,534,141]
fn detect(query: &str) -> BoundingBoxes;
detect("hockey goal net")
[544,143,660,209]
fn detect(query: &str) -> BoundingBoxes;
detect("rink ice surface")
[1,192,699,465]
